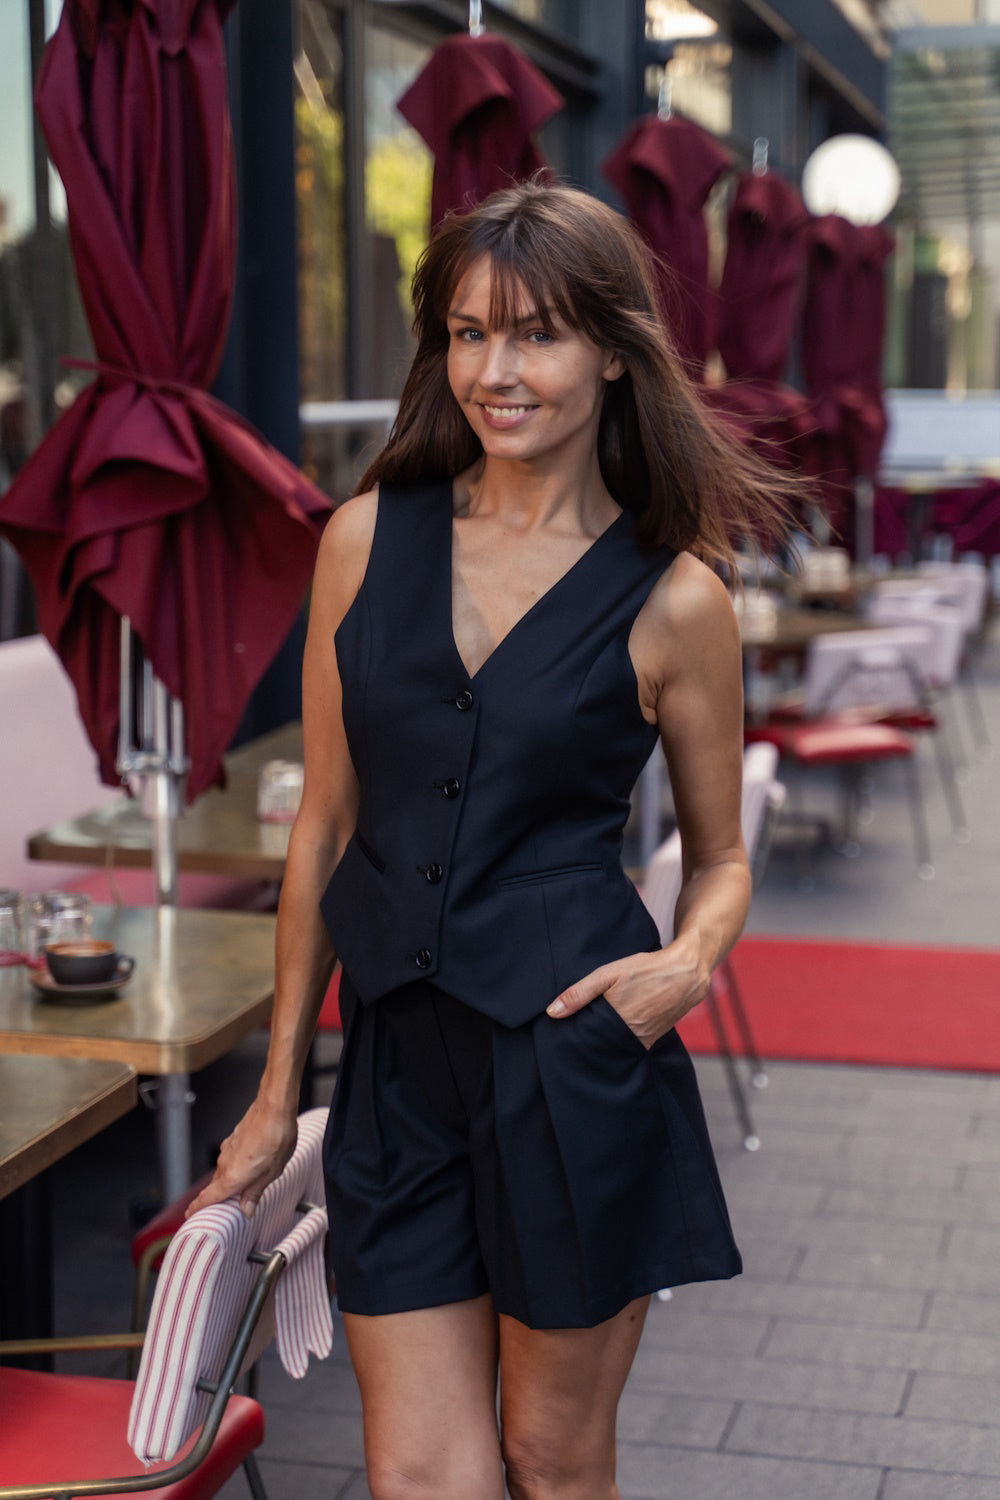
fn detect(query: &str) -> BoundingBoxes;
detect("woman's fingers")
[547,964,620,1018]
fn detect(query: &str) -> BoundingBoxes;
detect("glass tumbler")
[27,890,94,968]
[257,760,304,824]
[0,889,25,966]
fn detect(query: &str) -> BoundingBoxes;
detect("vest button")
[425,863,443,884]
[415,947,432,969]
[455,689,474,711]
[443,777,461,799]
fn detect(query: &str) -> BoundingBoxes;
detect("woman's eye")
[526,329,554,345]
[452,327,484,342]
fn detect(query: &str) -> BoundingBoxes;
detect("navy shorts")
[323,973,741,1330]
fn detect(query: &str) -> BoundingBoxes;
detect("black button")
[426,863,443,884]
[455,689,474,712]
[415,948,432,969]
[443,778,461,799]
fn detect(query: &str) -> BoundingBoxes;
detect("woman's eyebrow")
[446,305,557,327]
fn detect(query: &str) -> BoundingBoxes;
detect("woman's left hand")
[546,937,710,1050]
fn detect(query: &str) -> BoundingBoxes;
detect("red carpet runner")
[677,934,1000,1073]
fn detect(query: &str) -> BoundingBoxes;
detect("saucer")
[30,965,133,1004]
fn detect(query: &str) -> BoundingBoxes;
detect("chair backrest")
[802,625,933,718]
[0,634,119,892]
[128,1107,333,1465]
[916,560,990,633]
[641,745,784,944]
[866,594,965,688]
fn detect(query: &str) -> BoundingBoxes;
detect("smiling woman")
[193,180,804,1500]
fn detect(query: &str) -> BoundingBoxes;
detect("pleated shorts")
[323,973,741,1331]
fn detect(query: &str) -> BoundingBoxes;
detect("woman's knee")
[501,1421,616,1500]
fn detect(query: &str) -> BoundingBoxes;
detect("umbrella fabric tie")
[60,356,203,401]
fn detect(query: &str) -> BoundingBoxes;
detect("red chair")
[0,1108,333,1500]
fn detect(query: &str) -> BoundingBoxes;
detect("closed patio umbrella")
[0,0,332,807]
[396,32,564,231]
[800,214,894,550]
[602,114,732,374]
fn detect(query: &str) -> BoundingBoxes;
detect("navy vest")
[320,481,676,1028]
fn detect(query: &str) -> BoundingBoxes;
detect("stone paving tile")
[925,1292,1000,1338]
[616,1444,884,1500]
[251,1404,367,1470]
[881,1474,1000,1500]
[691,1279,927,1328]
[734,1206,945,1256]
[725,1402,1000,1475]
[905,1371,1000,1425]
[793,1244,1000,1295]
[822,1184,997,1226]
[763,1319,1000,1376]
[624,1349,908,1414]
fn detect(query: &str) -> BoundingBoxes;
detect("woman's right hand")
[185,1095,299,1220]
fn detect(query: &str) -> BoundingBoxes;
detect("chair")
[746,625,943,879]
[0,633,274,908]
[0,1107,333,1500]
[641,743,785,1153]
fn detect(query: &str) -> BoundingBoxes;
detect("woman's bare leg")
[343,1294,505,1500]
[499,1295,650,1500]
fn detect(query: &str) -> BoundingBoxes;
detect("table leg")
[155,1072,194,1202]
[0,1175,53,1362]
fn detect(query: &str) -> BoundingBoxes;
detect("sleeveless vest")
[320,481,676,1027]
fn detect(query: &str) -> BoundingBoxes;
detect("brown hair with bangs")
[355,179,802,569]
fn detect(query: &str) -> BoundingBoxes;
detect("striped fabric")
[128,1108,333,1464]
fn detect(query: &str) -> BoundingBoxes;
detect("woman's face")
[445,256,623,471]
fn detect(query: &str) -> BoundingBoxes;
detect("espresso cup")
[44,939,134,987]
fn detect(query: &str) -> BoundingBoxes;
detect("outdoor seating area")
[5,1,1000,1497]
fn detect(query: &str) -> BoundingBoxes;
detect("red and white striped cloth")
[128,1108,333,1464]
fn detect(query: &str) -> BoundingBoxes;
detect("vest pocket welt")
[497,862,604,890]
[354,831,386,873]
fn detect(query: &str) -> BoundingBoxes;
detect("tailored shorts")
[323,973,741,1331]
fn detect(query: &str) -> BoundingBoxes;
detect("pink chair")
[0,1108,333,1500]
[641,744,784,1152]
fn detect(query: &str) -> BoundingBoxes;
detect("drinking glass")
[257,760,304,823]
[0,889,24,966]
[26,891,94,967]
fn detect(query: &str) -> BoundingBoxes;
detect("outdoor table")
[0,1054,137,1348]
[27,722,303,882]
[0,905,276,1202]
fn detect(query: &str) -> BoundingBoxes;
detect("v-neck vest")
[320,481,677,1027]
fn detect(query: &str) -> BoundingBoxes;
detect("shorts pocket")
[591,994,650,1057]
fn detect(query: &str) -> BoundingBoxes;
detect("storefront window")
[364,24,432,396]
[645,1,732,139]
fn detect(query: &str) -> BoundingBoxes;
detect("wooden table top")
[740,606,871,651]
[0,1055,137,1199]
[0,906,275,1074]
[28,722,303,882]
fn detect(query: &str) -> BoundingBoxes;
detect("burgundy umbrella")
[798,214,894,550]
[0,0,332,804]
[396,32,564,231]
[717,170,810,385]
[602,114,732,374]
[802,215,895,478]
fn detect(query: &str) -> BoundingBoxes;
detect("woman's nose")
[479,334,519,388]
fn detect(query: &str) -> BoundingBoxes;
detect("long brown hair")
[356,179,801,568]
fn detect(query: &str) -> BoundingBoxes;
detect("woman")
[190,180,794,1499]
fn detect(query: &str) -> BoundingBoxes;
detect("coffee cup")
[44,939,135,987]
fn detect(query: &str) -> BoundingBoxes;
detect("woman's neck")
[454,455,620,538]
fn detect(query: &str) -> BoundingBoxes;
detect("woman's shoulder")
[314,490,380,610]
[633,550,739,676]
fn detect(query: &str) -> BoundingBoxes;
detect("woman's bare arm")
[187,491,377,1215]
[547,552,749,1047]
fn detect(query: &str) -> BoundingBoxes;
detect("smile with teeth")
[480,403,537,419]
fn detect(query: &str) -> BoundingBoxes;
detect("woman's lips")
[478,403,538,428]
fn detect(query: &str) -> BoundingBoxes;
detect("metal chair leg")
[704,976,760,1152]
[243,1450,270,1500]
[901,754,935,879]
[717,957,767,1089]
